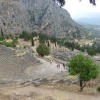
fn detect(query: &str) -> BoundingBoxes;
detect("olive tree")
[36,43,50,57]
[67,54,99,91]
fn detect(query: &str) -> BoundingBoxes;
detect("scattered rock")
[25,93,31,97]
[63,79,71,83]
[24,82,30,86]
[53,79,63,83]
[49,96,57,100]
[38,78,48,83]
[92,90,97,95]
[33,81,41,87]
[15,92,20,96]
[71,79,79,84]
[64,82,70,86]
[21,81,30,85]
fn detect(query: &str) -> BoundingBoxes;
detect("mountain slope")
[0,0,88,38]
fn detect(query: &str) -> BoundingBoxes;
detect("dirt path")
[3,85,100,100]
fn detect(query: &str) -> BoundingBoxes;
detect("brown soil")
[0,84,100,100]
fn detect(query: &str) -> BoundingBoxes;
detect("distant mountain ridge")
[0,0,88,38]
[73,12,100,25]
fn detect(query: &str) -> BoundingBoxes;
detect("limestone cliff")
[0,0,88,38]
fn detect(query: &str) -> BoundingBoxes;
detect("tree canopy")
[54,0,96,7]
[36,43,50,57]
[67,54,99,91]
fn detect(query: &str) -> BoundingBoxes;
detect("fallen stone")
[33,81,41,87]
[24,82,30,86]
[21,81,30,85]
[33,78,41,81]
[37,78,48,83]
[54,79,63,83]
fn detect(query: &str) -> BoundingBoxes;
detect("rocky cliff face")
[0,0,88,38]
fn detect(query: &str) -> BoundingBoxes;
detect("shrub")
[32,50,35,53]
[0,36,5,41]
[3,22,6,26]
[97,87,100,92]
[23,45,26,49]
[5,35,10,39]
[9,34,14,39]
[2,41,16,47]
[13,39,18,44]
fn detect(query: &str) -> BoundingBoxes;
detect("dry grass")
[74,39,93,46]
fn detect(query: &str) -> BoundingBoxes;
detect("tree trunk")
[80,79,86,92]
[80,79,83,92]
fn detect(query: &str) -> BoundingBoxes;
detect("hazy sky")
[63,0,100,18]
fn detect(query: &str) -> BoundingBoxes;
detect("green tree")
[36,43,50,57]
[19,31,31,41]
[31,37,34,46]
[67,54,99,91]
[47,40,50,47]
[87,49,96,56]
[1,28,4,36]
[55,42,56,47]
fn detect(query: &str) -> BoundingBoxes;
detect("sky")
[63,0,100,18]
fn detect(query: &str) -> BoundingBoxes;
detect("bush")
[23,45,26,49]
[5,35,10,39]
[36,43,50,57]
[97,87,100,92]
[13,39,18,44]
[0,36,5,41]
[9,34,14,39]
[2,41,16,47]
[32,50,35,53]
